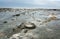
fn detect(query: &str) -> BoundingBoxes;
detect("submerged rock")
[3,21,7,23]
[13,14,20,17]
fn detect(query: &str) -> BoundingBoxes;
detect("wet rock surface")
[20,22,36,29]
[0,9,60,39]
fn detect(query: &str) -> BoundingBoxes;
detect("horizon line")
[0,7,60,9]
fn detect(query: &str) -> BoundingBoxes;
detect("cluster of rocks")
[4,22,36,39]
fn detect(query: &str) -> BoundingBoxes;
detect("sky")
[0,0,60,8]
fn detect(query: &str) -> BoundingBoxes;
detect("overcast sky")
[0,0,60,8]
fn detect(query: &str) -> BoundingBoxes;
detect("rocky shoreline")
[0,8,60,39]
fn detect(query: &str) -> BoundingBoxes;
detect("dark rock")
[3,21,7,23]
[53,9,56,11]
[12,28,16,32]
[17,23,25,29]
[13,14,20,17]
[24,29,28,33]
